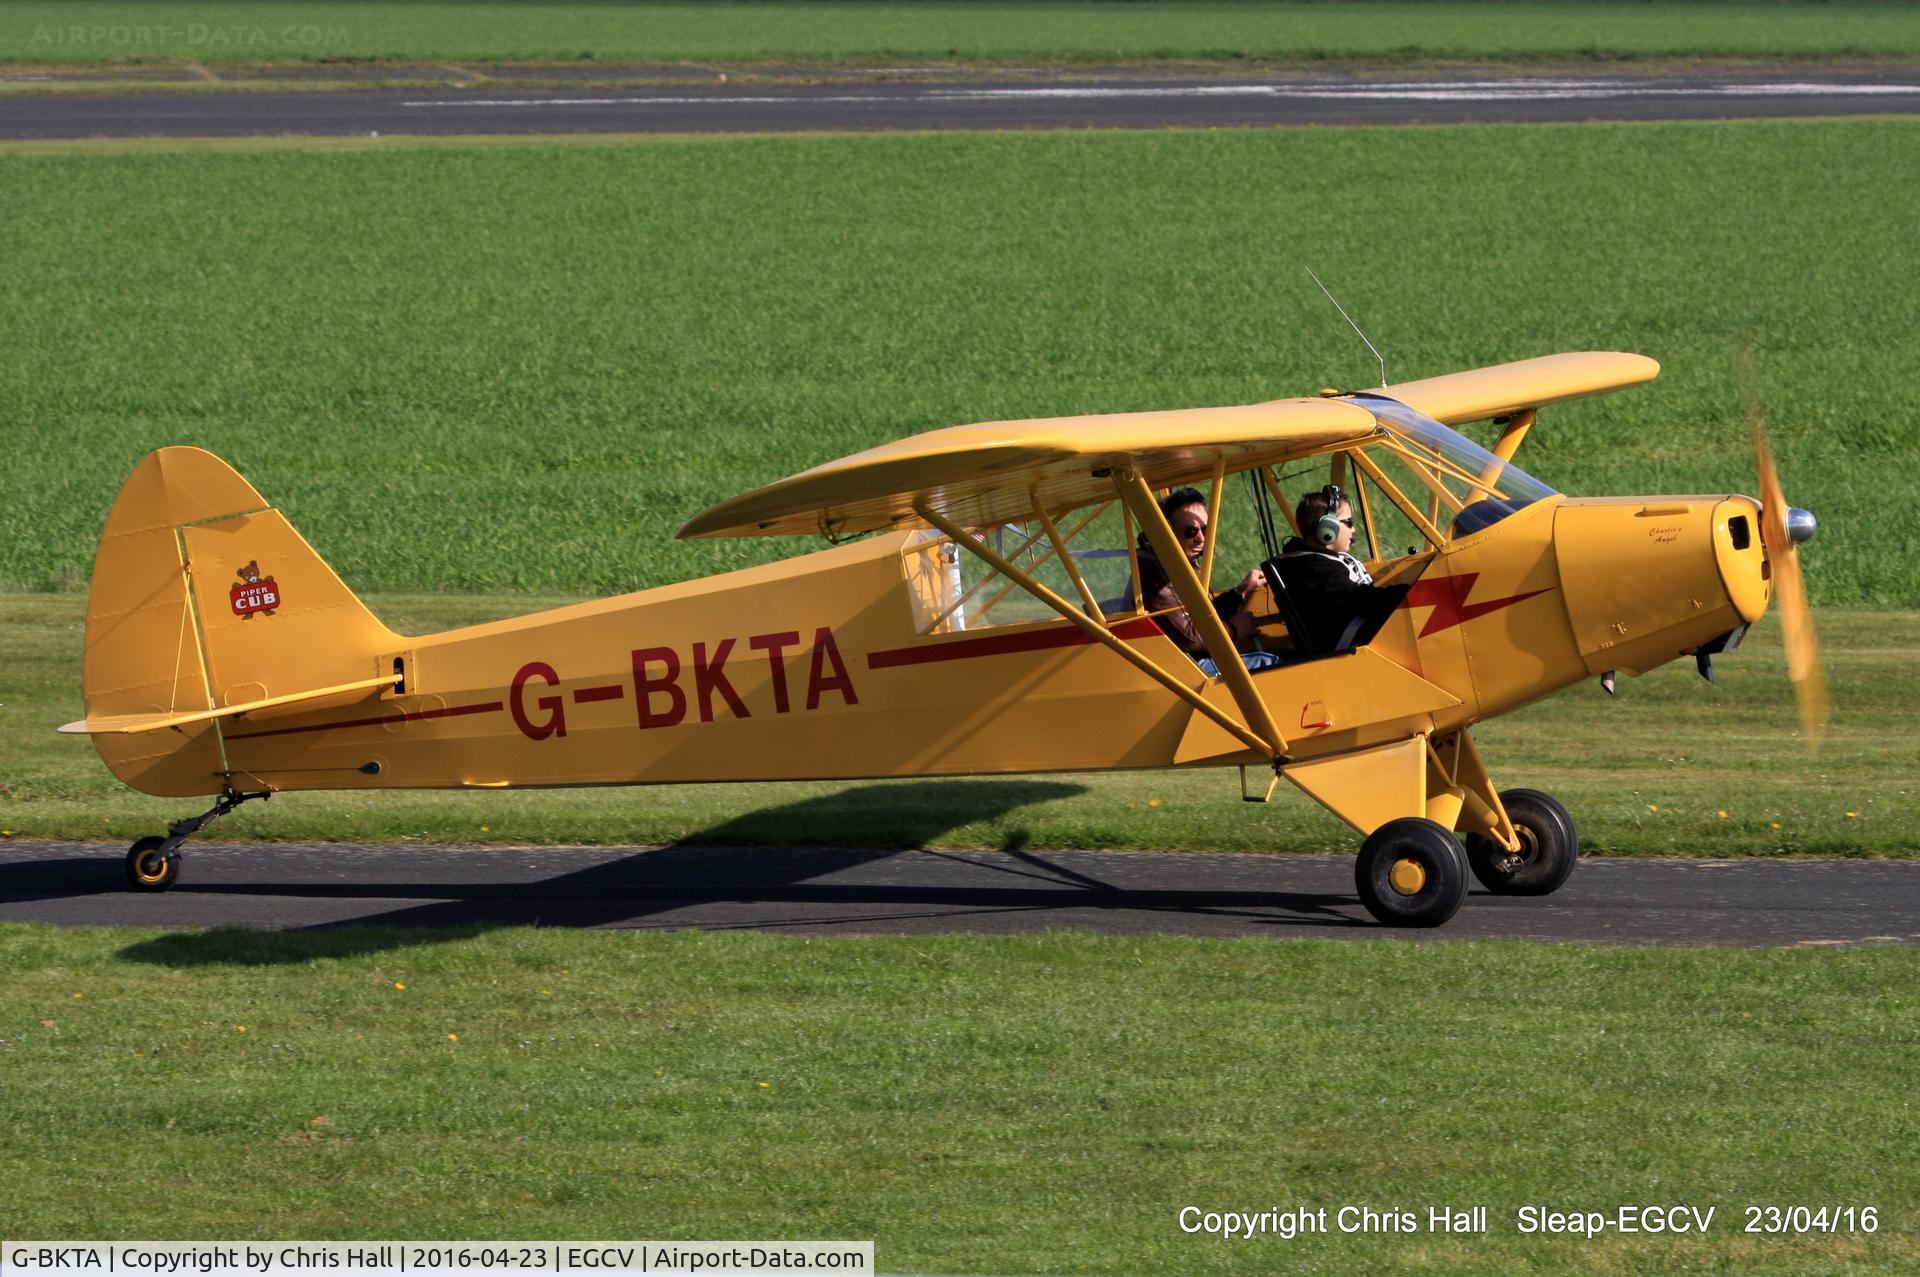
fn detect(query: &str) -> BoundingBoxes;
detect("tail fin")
[71,447,400,797]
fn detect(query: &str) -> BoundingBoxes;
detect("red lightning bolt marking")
[1400,573,1552,638]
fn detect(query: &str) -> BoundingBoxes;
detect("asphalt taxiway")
[3,842,1915,947]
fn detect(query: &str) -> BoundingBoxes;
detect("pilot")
[1130,488,1280,676]
[1275,484,1392,655]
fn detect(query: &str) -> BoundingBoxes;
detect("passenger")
[1129,487,1281,676]
[1275,484,1393,655]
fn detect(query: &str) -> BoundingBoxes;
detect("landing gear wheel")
[1355,817,1468,928]
[125,835,179,892]
[1464,788,1578,896]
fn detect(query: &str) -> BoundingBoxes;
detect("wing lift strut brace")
[913,462,1290,762]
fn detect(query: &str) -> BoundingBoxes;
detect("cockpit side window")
[1349,451,1436,562]
[1348,394,1559,538]
[904,502,1137,635]
[1261,450,1432,566]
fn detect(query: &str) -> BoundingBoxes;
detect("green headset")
[1314,483,1346,546]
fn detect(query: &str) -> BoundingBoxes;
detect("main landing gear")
[1355,818,1469,928]
[1463,789,1580,897]
[1292,733,1579,927]
[1353,790,1580,927]
[124,788,271,892]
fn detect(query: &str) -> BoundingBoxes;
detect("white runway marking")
[406,94,919,107]
[403,80,1920,110]
[945,80,1920,101]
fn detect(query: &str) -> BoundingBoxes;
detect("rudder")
[77,447,400,796]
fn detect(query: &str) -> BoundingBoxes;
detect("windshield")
[1349,394,1559,536]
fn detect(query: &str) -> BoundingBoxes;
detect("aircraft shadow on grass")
[0,780,1372,965]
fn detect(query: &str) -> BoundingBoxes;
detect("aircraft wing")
[679,397,1380,539]
[1369,351,1660,426]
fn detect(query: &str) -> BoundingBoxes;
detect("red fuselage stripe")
[225,700,504,741]
[225,616,1169,740]
[867,616,1163,669]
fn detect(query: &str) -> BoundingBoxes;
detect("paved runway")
[5,68,1920,139]
[3,842,1915,947]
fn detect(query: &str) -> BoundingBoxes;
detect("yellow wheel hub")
[1388,856,1427,896]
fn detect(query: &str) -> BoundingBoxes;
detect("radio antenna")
[1306,267,1387,389]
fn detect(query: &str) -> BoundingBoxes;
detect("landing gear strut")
[1463,788,1579,896]
[124,788,271,892]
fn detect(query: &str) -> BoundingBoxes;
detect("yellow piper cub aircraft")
[62,351,1824,927]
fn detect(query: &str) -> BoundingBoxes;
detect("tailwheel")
[1464,788,1578,896]
[1355,817,1468,928]
[120,787,269,893]
[125,835,180,892]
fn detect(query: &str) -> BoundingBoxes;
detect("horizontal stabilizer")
[60,672,400,736]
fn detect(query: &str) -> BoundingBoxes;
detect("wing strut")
[1113,468,1289,756]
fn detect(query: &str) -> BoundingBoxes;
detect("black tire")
[125,835,179,892]
[1354,817,1468,928]
[1464,788,1578,896]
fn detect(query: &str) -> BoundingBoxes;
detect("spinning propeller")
[1740,349,1828,750]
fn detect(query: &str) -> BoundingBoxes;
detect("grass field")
[5,594,1914,854]
[8,1,1920,66]
[3,120,1917,608]
[4,66,1915,1277]
[1,923,1914,1274]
